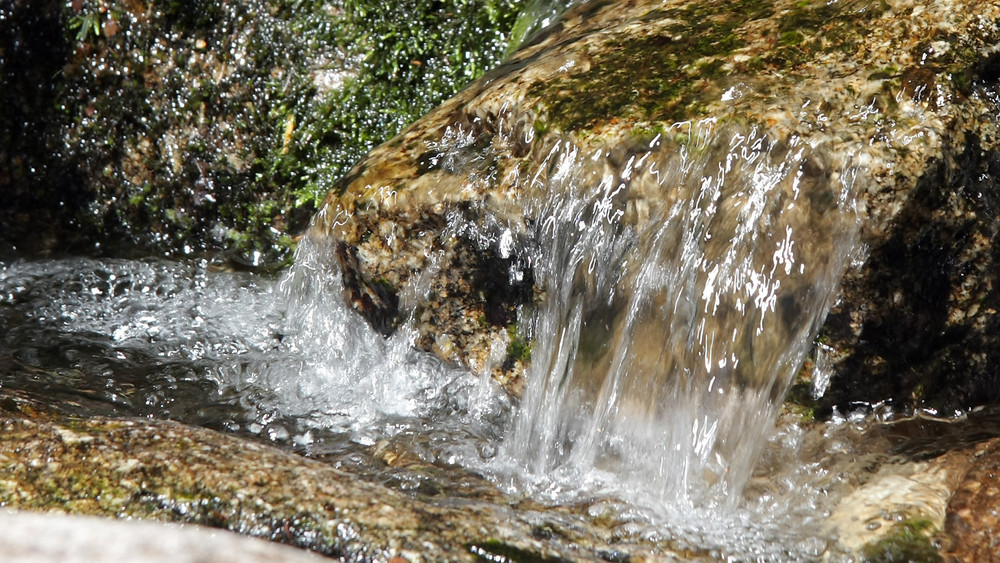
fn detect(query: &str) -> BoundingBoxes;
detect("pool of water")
[1,250,990,561]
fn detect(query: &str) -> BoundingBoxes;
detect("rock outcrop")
[311,0,1000,419]
[0,390,683,562]
[0,0,523,264]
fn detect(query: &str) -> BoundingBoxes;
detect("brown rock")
[943,438,1000,561]
[0,392,684,562]
[310,0,1000,419]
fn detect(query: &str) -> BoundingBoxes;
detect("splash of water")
[496,121,862,509]
[218,237,512,443]
[0,122,863,557]
[507,0,582,53]
[0,253,509,447]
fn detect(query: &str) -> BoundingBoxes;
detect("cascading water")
[497,121,863,508]
[0,253,509,450]
[11,0,1000,557]
[0,117,865,558]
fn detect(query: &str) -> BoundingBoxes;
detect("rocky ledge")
[311,0,1000,418]
[0,390,689,562]
[5,388,1000,561]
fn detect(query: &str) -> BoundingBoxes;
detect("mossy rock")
[1,0,525,265]
[862,520,942,563]
[310,0,1000,413]
[0,390,685,561]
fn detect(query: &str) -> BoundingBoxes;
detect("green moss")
[374,277,397,294]
[862,520,942,563]
[629,123,670,145]
[507,324,531,363]
[68,11,102,41]
[784,381,817,420]
[4,0,526,264]
[780,30,804,47]
[766,0,889,69]
[949,70,973,95]
[256,0,527,262]
[532,0,775,131]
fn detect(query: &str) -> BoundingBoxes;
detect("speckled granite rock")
[942,437,1000,561]
[0,392,685,562]
[310,0,1000,412]
[815,127,1000,416]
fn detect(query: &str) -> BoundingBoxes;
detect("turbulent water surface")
[0,252,824,558]
[1,122,867,560]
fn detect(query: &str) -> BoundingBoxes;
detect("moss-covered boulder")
[0,0,525,265]
[310,0,1000,417]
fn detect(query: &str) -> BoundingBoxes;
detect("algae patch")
[530,0,774,131]
[861,520,942,563]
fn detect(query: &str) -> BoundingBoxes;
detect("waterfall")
[495,120,862,508]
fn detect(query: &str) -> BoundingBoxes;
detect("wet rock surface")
[942,437,1000,561]
[0,0,524,264]
[754,411,1000,561]
[0,390,685,562]
[816,127,1000,417]
[312,0,1000,417]
[4,383,1000,561]
[301,0,1000,550]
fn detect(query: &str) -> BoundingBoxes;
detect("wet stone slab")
[0,391,686,562]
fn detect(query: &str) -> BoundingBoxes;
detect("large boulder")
[310,0,1000,420]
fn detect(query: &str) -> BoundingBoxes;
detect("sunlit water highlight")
[499,121,862,510]
[1,251,852,559]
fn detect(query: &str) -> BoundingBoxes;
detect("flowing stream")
[499,122,862,509]
[4,1,976,559]
[1,118,872,559]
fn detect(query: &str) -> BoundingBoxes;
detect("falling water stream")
[1,117,877,559]
[500,121,862,510]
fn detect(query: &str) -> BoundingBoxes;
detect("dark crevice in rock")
[467,240,535,330]
[974,51,1000,85]
[336,241,401,337]
[818,132,1000,417]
